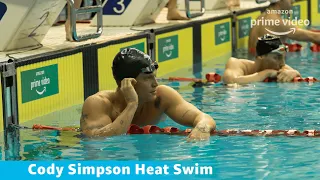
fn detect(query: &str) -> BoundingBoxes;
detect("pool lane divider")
[264,76,318,83]
[157,72,319,85]
[310,44,320,52]
[284,43,302,52]
[284,43,320,52]
[30,123,320,138]
[157,73,221,83]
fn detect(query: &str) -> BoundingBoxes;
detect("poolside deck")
[0,0,269,62]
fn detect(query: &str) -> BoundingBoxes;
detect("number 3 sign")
[103,0,132,15]
[0,2,7,21]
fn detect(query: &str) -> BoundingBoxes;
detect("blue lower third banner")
[0,161,214,179]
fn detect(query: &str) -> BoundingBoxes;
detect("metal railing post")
[185,0,205,19]
[67,0,103,41]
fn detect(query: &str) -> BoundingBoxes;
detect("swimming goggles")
[270,45,288,55]
[141,60,158,73]
[121,48,159,73]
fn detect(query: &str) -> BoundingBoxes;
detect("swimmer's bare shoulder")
[223,57,253,84]
[154,85,181,110]
[225,57,252,69]
[80,90,114,135]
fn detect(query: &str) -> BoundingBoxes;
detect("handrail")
[185,0,205,19]
[67,0,103,41]
[255,0,270,4]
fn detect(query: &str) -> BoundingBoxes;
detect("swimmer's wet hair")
[112,48,158,82]
[256,34,283,56]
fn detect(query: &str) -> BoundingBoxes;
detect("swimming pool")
[1,43,320,179]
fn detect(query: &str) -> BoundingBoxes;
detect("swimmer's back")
[249,13,287,52]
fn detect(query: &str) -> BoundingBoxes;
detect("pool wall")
[310,0,320,26]
[0,0,313,131]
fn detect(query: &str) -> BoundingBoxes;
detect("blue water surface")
[1,43,320,179]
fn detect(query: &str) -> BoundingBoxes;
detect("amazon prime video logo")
[21,64,59,103]
[250,17,310,35]
[158,35,179,62]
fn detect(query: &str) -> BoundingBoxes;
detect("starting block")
[177,0,228,11]
[91,0,169,27]
[0,0,66,51]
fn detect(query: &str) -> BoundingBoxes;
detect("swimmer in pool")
[223,34,301,84]
[79,48,216,141]
[248,0,320,55]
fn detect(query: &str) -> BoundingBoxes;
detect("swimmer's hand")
[265,69,278,78]
[187,123,211,142]
[277,69,300,82]
[121,78,138,104]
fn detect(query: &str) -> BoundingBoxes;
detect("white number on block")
[113,0,126,14]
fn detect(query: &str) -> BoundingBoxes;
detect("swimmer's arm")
[159,85,216,130]
[80,96,138,137]
[273,21,320,44]
[223,68,272,84]
[288,28,320,45]
[222,58,269,84]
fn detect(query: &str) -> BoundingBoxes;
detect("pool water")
[1,43,320,179]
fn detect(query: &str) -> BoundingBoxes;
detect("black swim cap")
[112,48,158,81]
[256,34,283,56]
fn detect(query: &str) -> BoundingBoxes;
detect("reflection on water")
[1,48,320,179]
